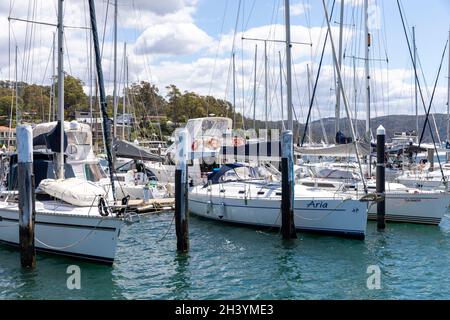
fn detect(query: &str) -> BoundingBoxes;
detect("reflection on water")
[2,213,450,299]
[169,254,191,300]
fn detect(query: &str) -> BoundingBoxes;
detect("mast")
[9,45,18,150]
[232,52,236,128]
[307,64,312,144]
[285,0,293,132]
[15,45,19,126]
[126,49,129,140]
[49,32,55,122]
[335,0,344,134]
[447,29,450,143]
[89,32,93,127]
[113,0,118,139]
[413,26,418,141]
[88,0,116,199]
[353,57,357,135]
[322,0,368,191]
[279,51,285,130]
[253,44,257,130]
[364,0,371,177]
[264,41,268,131]
[56,0,65,180]
[122,42,127,140]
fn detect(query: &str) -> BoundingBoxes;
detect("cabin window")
[84,163,107,182]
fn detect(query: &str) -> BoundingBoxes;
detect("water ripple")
[1,213,450,299]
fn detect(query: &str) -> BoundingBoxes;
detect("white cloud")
[134,22,213,56]
[0,0,446,124]
[280,2,310,17]
[128,0,197,16]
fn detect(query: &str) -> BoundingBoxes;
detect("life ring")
[232,137,245,147]
[192,140,200,151]
[207,137,220,149]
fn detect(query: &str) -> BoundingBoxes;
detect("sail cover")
[113,139,164,162]
[33,121,68,153]
[220,140,371,159]
[294,141,371,157]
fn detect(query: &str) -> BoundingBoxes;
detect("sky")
[0,0,449,125]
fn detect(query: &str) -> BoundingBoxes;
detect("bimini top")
[206,163,272,185]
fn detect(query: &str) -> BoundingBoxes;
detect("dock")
[112,198,175,215]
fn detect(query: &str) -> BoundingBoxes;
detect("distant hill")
[248,114,450,144]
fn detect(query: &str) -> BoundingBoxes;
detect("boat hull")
[0,203,123,264]
[367,192,449,225]
[189,188,368,239]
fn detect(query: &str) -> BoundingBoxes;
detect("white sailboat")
[189,163,368,238]
[298,164,449,225]
[188,1,369,239]
[0,0,125,264]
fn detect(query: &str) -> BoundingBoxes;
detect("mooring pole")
[376,125,386,231]
[281,130,297,239]
[175,129,189,252]
[428,148,435,172]
[17,125,36,268]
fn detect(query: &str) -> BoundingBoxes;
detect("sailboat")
[188,0,369,239]
[0,0,125,264]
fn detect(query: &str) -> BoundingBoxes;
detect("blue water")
[2,212,450,300]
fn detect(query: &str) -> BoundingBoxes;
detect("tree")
[129,81,167,117]
[0,96,13,126]
[22,84,50,121]
[55,74,88,118]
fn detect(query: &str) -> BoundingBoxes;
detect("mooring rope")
[34,216,107,250]
[156,213,175,243]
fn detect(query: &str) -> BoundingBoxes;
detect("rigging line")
[379,0,390,116]
[301,0,336,146]
[30,0,39,85]
[398,0,439,138]
[130,2,162,139]
[398,0,440,143]
[9,0,15,16]
[27,0,37,84]
[416,48,442,144]
[418,40,448,147]
[40,39,53,86]
[224,0,242,111]
[21,0,32,85]
[244,0,256,31]
[396,0,446,183]
[7,17,91,30]
[374,1,386,118]
[100,0,110,59]
[83,0,91,86]
[208,0,229,97]
[63,32,73,76]
[241,0,246,129]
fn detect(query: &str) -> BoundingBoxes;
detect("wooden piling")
[428,148,435,172]
[17,125,36,268]
[376,125,386,231]
[175,129,189,252]
[281,130,297,239]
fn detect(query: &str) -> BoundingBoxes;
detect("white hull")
[367,192,449,225]
[299,178,449,225]
[189,183,368,239]
[0,201,123,264]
